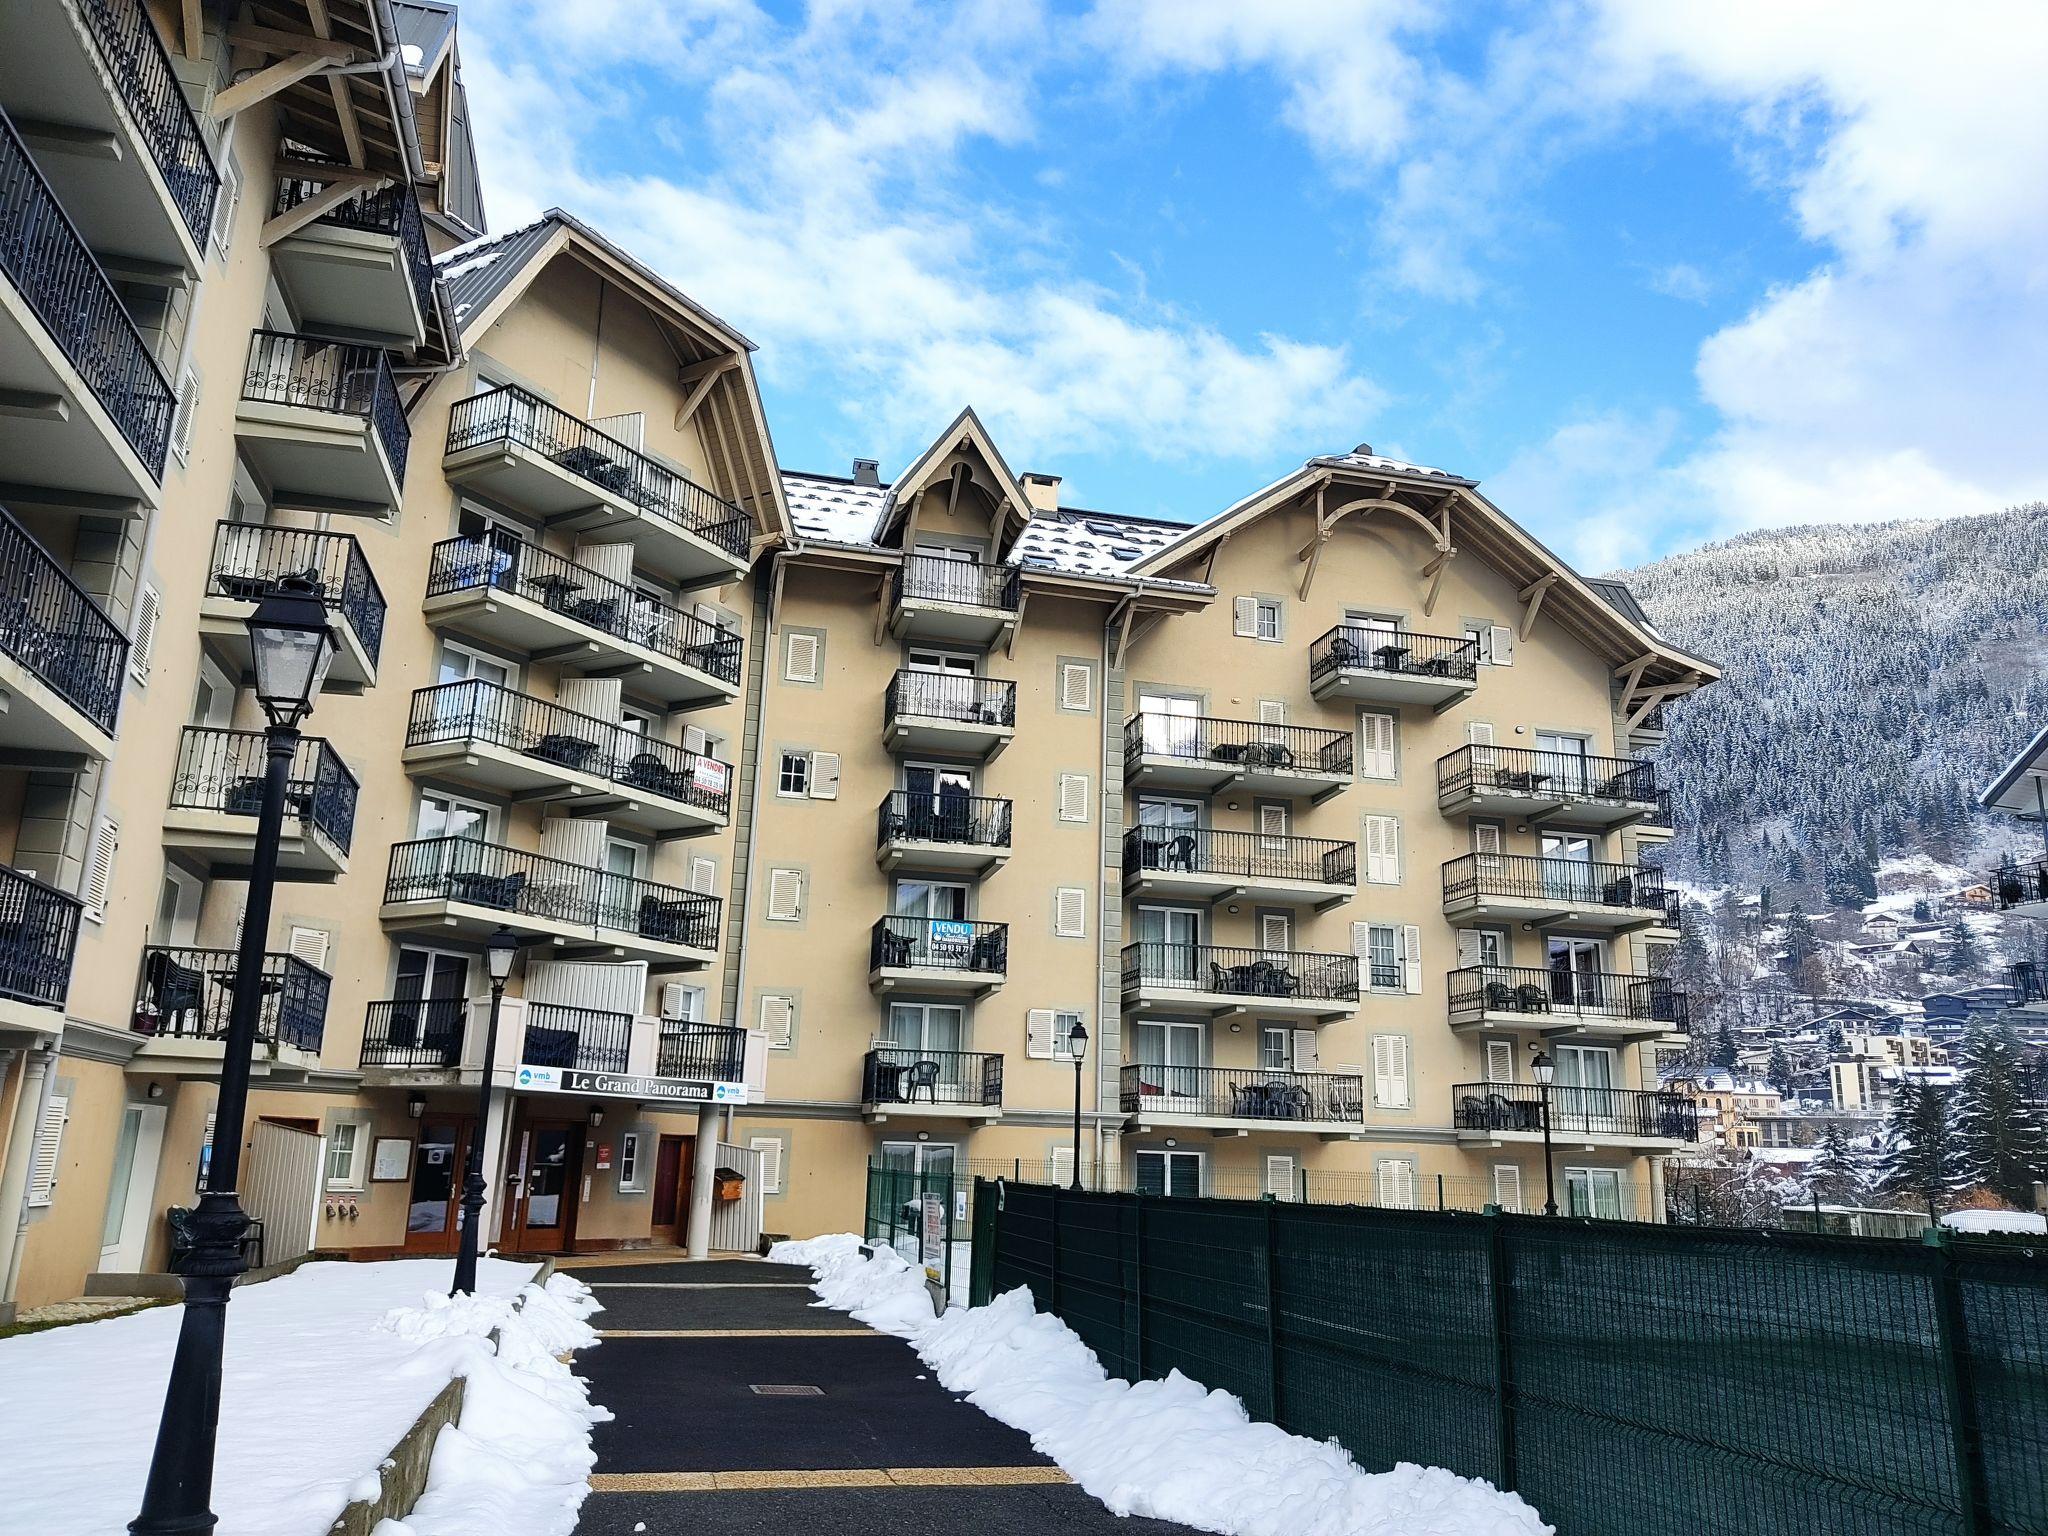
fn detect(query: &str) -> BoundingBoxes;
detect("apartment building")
[1983,725,2048,1017]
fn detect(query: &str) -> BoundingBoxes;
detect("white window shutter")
[1233,596,1260,637]
[766,868,804,921]
[1473,822,1503,870]
[683,725,711,756]
[1456,929,1486,968]
[1402,925,1423,994]
[1360,712,1396,779]
[1264,1154,1296,1200]
[1365,815,1399,883]
[660,982,689,1018]
[1258,803,1289,844]
[1375,1158,1415,1209]
[784,630,820,683]
[83,821,118,921]
[748,1136,783,1194]
[1372,1035,1411,1108]
[1049,1146,1076,1186]
[287,926,330,972]
[1292,1028,1319,1071]
[689,856,718,895]
[27,1095,67,1206]
[758,995,795,1048]
[1026,1008,1056,1059]
[1258,698,1286,729]
[171,369,201,462]
[1059,661,1093,713]
[807,752,841,800]
[1058,773,1090,823]
[1351,920,1373,958]
[1488,625,1515,665]
[1493,1164,1524,1212]
[1054,887,1086,938]
[1260,912,1293,951]
[1468,720,1498,772]
[1486,1040,1516,1083]
[129,585,162,681]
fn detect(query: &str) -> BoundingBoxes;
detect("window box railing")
[885,670,1016,728]
[1119,942,1360,1003]
[359,996,466,1068]
[2009,962,2048,1007]
[657,1020,747,1081]
[1992,858,2048,911]
[1437,744,1658,805]
[1310,625,1479,684]
[876,790,1012,851]
[1442,853,1671,916]
[272,171,432,321]
[425,532,740,685]
[133,946,329,1054]
[76,0,220,244]
[170,727,359,855]
[0,111,176,473]
[870,916,1008,974]
[0,506,127,734]
[208,522,386,669]
[1122,714,1354,778]
[1122,826,1356,887]
[521,1002,631,1074]
[892,553,1020,612]
[0,862,83,1011]
[1448,964,1688,1031]
[1119,1063,1364,1123]
[862,1047,1004,1107]
[445,384,750,556]
[1452,1082,1699,1143]
[241,330,410,483]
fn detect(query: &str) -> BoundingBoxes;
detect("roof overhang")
[1980,724,2048,817]
[229,1,423,182]
[873,408,1036,555]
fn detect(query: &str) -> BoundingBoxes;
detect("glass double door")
[503,1120,582,1252]
[1134,1019,1203,1106]
[1135,905,1202,982]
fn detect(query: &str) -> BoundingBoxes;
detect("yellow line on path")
[591,1467,1072,1492]
[597,1328,861,1338]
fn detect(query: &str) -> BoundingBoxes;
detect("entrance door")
[155,867,202,948]
[1540,832,1596,902]
[504,1121,582,1252]
[650,1134,692,1245]
[402,1120,472,1253]
[98,1103,166,1271]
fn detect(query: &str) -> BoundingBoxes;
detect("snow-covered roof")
[783,472,889,545]
[1304,447,1475,488]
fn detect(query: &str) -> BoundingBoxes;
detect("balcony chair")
[1248,959,1300,997]
[142,951,205,1035]
[902,1059,941,1104]
[532,733,600,771]
[1483,979,1519,1012]
[1601,875,1635,907]
[638,895,705,946]
[619,752,690,801]
[1325,633,1364,668]
[447,869,526,911]
[968,931,1005,972]
[552,443,618,482]
[564,595,619,631]
[1142,832,1198,872]
[1514,982,1552,1014]
[1240,740,1295,770]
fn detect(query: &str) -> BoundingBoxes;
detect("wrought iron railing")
[169,727,359,855]
[1122,714,1354,777]
[273,171,432,321]
[1452,1082,1700,1143]
[2006,962,2047,1007]
[0,862,83,1010]
[445,385,750,556]
[522,1002,631,1074]
[208,521,386,668]
[134,946,329,1053]
[425,532,741,684]
[407,679,734,818]
[1309,625,1479,685]
[1119,942,1360,1003]
[240,330,410,483]
[1992,858,2048,911]
[869,916,1008,974]
[862,1047,1004,1107]
[1442,853,1670,916]
[1119,1063,1364,1123]
[359,997,466,1068]
[892,553,1020,611]
[1437,744,1658,806]
[76,0,220,244]
[885,670,1016,728]
[876,790,1012,851]
[0,506,127,734]
[1643,788,1674,829]
[657,1021,747,1081]
[1123,826,1356,886]
[0,111,175,473]
[1447,965,1689,1031]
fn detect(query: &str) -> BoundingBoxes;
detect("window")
[662,982,705,1022]
[1359,712,1397,780]
[1054,887,1087,938]
[27,1095,67,1207]
[1264,1154,1297,1201]
[1232,596,1282,641]
[1026,1008,1086,1059]
[1492,1165,1524,1212]
[1057,660,1094,713]
[1485,1040,1516,1083]
[1364,815,1401,883]
[618,1132,643,1191]
[1374,1157,1416,1209]
[1257,802,1289,848]
[1260,1026,1291,1070]
[1465,623,1515,666]
[749,1135,785,1195]
[1371,1034,1412,1109]
[1364,924,1401,990]
[765,868,804,921]
[1136,1149,1202,1197]
[778,752,810,796]
[1565,1167,1624,1219]
[417,790,493,842]
[325,1121,365,1189]
[759,994,795,1048]
[1058,773,1090,824]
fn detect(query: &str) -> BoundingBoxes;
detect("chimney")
[851,458,880,487]
[1352,442,1374,456]
[1020,471,1061,512]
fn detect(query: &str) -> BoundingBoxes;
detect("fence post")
[1483,1204,1517,1492]
[1050,1182,1063,1315]
[1132,1188,1147,1380]
[1262,1197,1283,1427]
[1924,1228,1990,1535]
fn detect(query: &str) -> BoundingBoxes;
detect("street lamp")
[1529,1045,1559,1217]
[453,926,519,1297]
[1067,1019,1089,1191]
[131,583,335,1535]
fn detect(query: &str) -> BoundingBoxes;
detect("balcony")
[1442,853,1672,932]
[422,533,741,709]
[1636,789,1675,841]
[2008,962,2048,1013]
[199,523,384,687]
[443,385,752,591]
[130,947,331,1074]
[163,727,358,880]
[403,679,733,837]
[889,553,1020,646]
[875,790,1012,875]
[234,332,409,515]
[1308,625,1478,710]
[1437,745,1660,830]
[1992,858,2048,919]
[868,916,1008,997]
[0,110,174,504]
[883,670,1016,760]
[1452,1082,1700,1149]
[1122,827,1355,910]
[381,836,721,968]
[1447,965,1688,1041]
[1123,714,1354,801]
[1120,942,1359,1022]
[861,1047,1004,1122]
[656,1020,748,1083]
[521,1003,632,1074]
[359,997,467,1070]
[1628,700,1668,751]
[0,506,125,757]
[0,862,82,1035]
[1119,1064,1365,1135]
[268,172,432,349]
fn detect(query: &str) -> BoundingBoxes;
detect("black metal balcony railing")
[1992,859,2048,911]
[1443,853,1671,916]
[241,330,410,484]
[1453,1082,1700,1143]
[1122,714,1355,778]
[0,862,83,1010]
[76,0,221,244]
[408,679,734,818]
[134,946,329,1054]
[1310,625,1479,685]
[862,1047,1004,1107]
[657,1020,747,1081]
[885,670,1017,728]
[1643,788,1674,829]
[446,385,750,556]
[208,521,387,669]
[876,790,1012,851]
[1123,826,1357,887]
[0,506,127,734]
[1437,744,1658,806]
[1119,1063,1365,1124]
[0,111,176,473]
[2009,962,2048,1006]
[1448,965,1689,1031]
[425,532,741,685]
[870,916,1009,974]
[273,171,432,322]
[169,727,359,856]
[522,1002,630,1074]
[892,553,1021,612]
[1120,942,1360,1003]
[359,996,466,1068]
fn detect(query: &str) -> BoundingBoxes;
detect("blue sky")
[455,1,2048,570]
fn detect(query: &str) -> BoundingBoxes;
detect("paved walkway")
[567,1256,1200,1535]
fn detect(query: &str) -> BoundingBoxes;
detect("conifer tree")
[1948,1022,2048,1205]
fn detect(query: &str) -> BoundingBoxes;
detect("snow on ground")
[1942,1209,2048,1235]
[771,1234,1552,1536]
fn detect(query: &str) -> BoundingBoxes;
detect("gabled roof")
[393,0,485,241]
[871,407,1036,553]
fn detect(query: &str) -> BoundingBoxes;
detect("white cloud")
[1646,263,1713,304]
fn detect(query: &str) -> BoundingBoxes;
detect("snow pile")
[770,1236,1551,1536]
[1942,1209,2048,1235]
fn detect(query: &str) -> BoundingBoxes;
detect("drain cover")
[749,1384,824,1397]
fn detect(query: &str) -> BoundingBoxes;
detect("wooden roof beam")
[1518,572,1560,640]
[260,173,389,246]
[212,47,350,120]
[672,357,737,431]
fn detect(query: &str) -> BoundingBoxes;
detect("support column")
[0,1043,57,1314]
[684,1105,721,1258]
[1647,1155,1667,1225]
[480,1088,515,1246]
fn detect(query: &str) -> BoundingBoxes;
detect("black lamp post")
[132,582,334,1535]
[452,925,519,1297]
[1530,1044,1559,1217]
[1067,1019,1088,1191]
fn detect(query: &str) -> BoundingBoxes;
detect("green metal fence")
[864,1162,960,1296]
[972,1177,2048,1536]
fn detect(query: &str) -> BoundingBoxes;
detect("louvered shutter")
[748,1135,783,1194]
[129,585,162,681]
[1375,1158,1414,1209]
[1058,661,1092,712]
[1026,1008,1056,1059]
[1264,1154,1296,1200]
[808,752,840,800]
[1485,1040,1516,1083]
[758,995,794,1048]
[1468,719,1498,776]
[683,724,710,756]
[1054,887,1086,938]
[527,960,646,1014]
[784,631,820,683]
[556,676,620,720]
[1372,1035,1411,1108]
[1488,625,1515,665]
[659,982,692,1019]
[1360,712,1396,779]
[1260,912,1293,952]
[27,1095,67,1206]
[1232,597,1260,637]
[1402,925,1424,994]
[172,369,201,462]
[287,926,330,972]
[1292,1028,1319,1071]
[1258,803,1288,846]
[688,856,717,895]
[1365,815,1399,883]
[766,869,804,921]
[572,541,636,586]
[1473,822,1503,871]
[1456,929,1486,968]
[1492,1165,1524,1212]
[1048,1146,1075,1185]
[1058,773,1090,823]
[83,821,118,920]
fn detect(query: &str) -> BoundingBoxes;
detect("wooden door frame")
[399,1116,476,1256]
[504,1115,584,1254]
[649,1133,692,1245]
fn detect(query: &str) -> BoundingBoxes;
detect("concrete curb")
[84,1251,317,1299]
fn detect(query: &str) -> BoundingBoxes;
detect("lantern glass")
[246,586,336,727]
[486,926,518,984]
[1529,1048,1556,1087]
[1068,1020,1089,1063]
